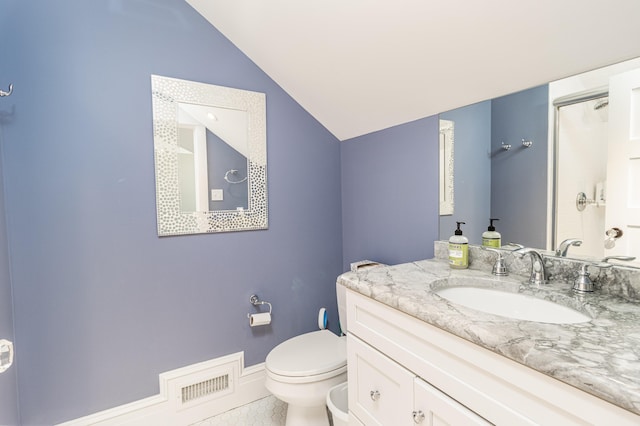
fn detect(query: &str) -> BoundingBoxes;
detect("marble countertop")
[337,258,640,415]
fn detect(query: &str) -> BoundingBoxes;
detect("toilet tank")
[336,282,347,335]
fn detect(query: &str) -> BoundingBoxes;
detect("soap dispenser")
[482,218,501,248]
[449,221,469,269]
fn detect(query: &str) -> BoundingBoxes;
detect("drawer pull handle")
[412,410,425,423]
[370,390,380,401]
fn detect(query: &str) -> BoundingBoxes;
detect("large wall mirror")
[151,75,267,236]
[439,57,640,268]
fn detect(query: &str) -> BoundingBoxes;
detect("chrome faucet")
[514,248,548,285]
[555,238,582,257]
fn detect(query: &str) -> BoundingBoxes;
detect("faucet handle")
[573,261,614,293]
[482,247,508,276]
[573,263,595,293]
[602,255,636,263]
[504,242,524,250]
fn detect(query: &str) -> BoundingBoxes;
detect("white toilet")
[265,283,348,426]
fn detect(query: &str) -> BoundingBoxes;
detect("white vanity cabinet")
[349,333,489,425]
[345,289,640,425]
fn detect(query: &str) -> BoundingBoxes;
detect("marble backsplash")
[434,241,640,302]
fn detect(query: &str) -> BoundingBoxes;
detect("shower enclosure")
[553,93,609,258]
[550,60,640,264]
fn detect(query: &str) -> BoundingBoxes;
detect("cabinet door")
[348,335,414,425]
[413,378,492,426]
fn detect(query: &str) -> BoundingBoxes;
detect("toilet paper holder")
[248,294,272,316]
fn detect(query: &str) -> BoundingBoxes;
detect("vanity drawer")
[348,334,414,425]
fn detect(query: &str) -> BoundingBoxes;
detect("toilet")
[265,283,348,426]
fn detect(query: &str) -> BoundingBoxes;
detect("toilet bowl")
[265,330,346,426]
[265,283,348,426]
[327,381,349,426]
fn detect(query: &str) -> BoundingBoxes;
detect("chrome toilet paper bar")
[248,294,272,327]
[249,294,272,315]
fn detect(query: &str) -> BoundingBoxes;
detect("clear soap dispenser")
[449,221,469,269]
[482,218,501,248]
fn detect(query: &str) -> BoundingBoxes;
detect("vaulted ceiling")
[187,0,640,141]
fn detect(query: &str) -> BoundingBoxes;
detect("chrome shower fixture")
[593,98,609,110]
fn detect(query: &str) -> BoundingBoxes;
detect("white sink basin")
[436,287,590,324]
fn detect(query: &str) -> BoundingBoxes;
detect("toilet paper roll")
[318,308,327,330]
[249,312,271,327]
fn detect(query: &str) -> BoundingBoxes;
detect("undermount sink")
[435,286,591,324]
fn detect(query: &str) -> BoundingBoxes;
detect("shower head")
[594,98,609,110]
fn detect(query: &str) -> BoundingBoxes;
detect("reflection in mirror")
[152,75,267,236]
[438,57,640,268]
[550,57,640,266]
[439,101,492,246]
[439,120,454,215]
[176,103,249,212]
[554,94,609,259]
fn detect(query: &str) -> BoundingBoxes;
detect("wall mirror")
[438,57,640,268]
[151,75,267,236]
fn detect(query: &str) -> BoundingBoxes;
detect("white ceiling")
[186,0,640,141]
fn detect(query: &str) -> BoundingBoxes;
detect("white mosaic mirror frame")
[439,119,455,216]
[151,75,268,236]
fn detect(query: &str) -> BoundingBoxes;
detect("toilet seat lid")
[266,330,346,377]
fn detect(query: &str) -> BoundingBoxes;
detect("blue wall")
[341,118,440,270]
[0,121,19,426]
[0,4,19,423]
[0,1,343,424]
[439,101,492,245]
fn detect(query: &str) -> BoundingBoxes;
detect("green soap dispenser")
[449,221,469,269]
[482,218,502,248]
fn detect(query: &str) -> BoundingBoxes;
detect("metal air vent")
[181,373,230,404]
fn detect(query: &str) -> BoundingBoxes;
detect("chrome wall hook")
[521,139,533,148]
[0,84,13,97]
[501,141,511,151]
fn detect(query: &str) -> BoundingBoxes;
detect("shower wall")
[555,99,608,258]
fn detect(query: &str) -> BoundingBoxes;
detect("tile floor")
[191,396,336,426]
[191,396,287,426]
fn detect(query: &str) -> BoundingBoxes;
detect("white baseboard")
[57,352,270,426]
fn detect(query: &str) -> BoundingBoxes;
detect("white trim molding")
[58,352,269,426]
